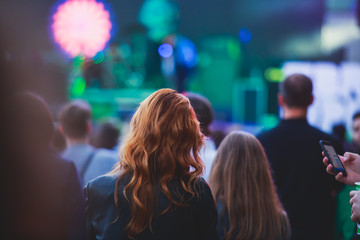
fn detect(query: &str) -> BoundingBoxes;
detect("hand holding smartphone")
[319,140,347,176]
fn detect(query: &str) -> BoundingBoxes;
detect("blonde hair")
[112,88,204,238]
[209,131,290,240]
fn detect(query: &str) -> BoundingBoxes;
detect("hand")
[350,190,360,222]
[323,152,360,186]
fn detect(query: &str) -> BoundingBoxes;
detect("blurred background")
[1,0,360,137]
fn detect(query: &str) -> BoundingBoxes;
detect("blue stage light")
[238,28,252,43]
[158,43,173,58]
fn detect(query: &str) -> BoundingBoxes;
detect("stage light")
[52,0,112,58]
[264,68,283,82]
[171,36,197,68]
[238,28,252,44]
[139,0,178,41]
[227,39,241,60]
[71,77,86,96]
[158,43,173,58]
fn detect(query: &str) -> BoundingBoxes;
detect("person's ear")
[87,121,92,134]
[309,95,314,105]
[278,94,285,107]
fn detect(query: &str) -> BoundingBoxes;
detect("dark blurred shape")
[332,123,354,153]
[332,123,346,142]
[92,122,120,150]
[210,130,226,149]
[51,123,67,153]
[184,92,214,136]
[4,92,86,239]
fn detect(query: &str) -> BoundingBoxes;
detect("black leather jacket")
[85,174,219,240]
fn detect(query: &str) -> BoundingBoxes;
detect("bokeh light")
[52,0,112,58]
[264,68,283,82]
[238,28,252,44]
[227,39,241,60]
[71,77,86,96]
[175,36,197,68]
[138,0,178,42]
[158,43,173,58]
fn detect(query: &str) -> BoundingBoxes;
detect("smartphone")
[319,140,347,176]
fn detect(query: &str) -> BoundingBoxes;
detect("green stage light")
[138,0,178,42]
[227,39,241,60]
[73,55,85,67]
[264,68,283,82]
[71,77,86,97]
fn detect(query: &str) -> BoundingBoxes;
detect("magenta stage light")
[52,0,112,58]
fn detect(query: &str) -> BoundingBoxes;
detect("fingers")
[351,213,358,222]
[350,191,360,222]
[351,191,357,198]
[351,205,360,222]
[335,172,344,181]
[323,156,329,166]
[325,163,335,176]
[350,191,357,206]
[344,152,360,162]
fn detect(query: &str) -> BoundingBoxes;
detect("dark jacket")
[4,150,86,240]
[257,118,344,240]
[85,174,219,240]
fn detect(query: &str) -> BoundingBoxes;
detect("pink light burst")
[52,0,112,58]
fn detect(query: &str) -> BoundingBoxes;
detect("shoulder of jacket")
[86,174,118,196]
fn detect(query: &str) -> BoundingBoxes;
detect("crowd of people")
[4,73,360,240]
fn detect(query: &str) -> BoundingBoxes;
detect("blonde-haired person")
[85,89,218,240]
[209,131,291,240]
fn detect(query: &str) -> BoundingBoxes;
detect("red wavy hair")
[112,88,204,238]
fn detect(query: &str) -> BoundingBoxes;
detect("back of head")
[8,92,54,152]
[93,122,120,150]
[184,92,214,136]
[279,73,313,108]
[58,100,91,139]
[114,88,204,238]
[209,131,289,240]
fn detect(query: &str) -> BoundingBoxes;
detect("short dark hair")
[353,111,360,121]
[58,100,91,139]
[185,92,214,136]
[93,122,120,150]
[279,74,313,108]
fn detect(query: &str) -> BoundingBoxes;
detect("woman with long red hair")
[209,131,291,240]
[85,88,218,240]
